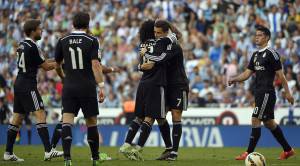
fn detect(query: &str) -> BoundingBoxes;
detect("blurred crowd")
[1,0,300,120]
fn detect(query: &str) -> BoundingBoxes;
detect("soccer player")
[55,12,105,166]
[119,19,178,161]
[228,25,295,160]
[50,65,120,161]
[143,20,189,161]
[3,19,63,162]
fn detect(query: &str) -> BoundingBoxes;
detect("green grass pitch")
[0,146,299,166]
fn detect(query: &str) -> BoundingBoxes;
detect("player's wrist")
[98,82,105,88]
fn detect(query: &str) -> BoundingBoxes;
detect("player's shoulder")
[20,39,38,51]
[266,47,280,60]
[60,32,97,42]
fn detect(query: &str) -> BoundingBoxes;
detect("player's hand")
[111,66,121,73]
[140,47,147,56]
[98,88,105,103]
[285,92,294,105]
[227,77,235,86]
[141,61,154,70]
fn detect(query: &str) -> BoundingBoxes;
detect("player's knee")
[251,117,261,127]
[12,113,24,126]
[134,117,144,124]
[34,110,47,123]
[157,118,167,125]
[171,109,182,122]
[263,120,277,130]
[85,116,97,127]
[144,117,154,125]
[62,113,75,125]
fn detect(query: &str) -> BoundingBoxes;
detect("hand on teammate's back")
[141,62,154,70]
[140,47,147,56]
[227,77,235,87]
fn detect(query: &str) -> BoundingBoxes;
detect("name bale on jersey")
[69,38,82,45]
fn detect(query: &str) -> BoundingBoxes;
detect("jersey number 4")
[17,52,26,72]
[69,47,83,69]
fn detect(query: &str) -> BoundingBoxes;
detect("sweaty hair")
[154,20,170,32]
[73,12,90,29]
[23,19,41,36]
[256,25,271,40]
[139,20,155,43]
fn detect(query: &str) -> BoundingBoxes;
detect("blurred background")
[0,0,300,147]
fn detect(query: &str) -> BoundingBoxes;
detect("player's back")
[55,31,100,97]
[166,44,189,89]
[140,39,167,86]
[14,38,45,92]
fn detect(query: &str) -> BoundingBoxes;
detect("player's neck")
[25,36,36,43]
[73,29,87,33]
[258,43,268,52]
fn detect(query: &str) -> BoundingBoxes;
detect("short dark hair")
[256,25,271,40]
[154,20,170,32]
[139,20,155,43]
[23,19,41,36]
[73,12,90,29]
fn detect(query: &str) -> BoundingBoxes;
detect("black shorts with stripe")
[166,86,188,111]
[62,97,99,118]
[14,89,44,114]
[134,82,166,119]
[252,92,276,121]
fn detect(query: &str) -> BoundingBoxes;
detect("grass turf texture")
[0,146,299,166]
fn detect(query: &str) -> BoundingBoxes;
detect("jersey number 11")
[69,47,83,69]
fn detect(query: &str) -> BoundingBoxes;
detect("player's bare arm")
[92,59,105,103]
[228,69,253,86]
[276,69,294,105]
[55,61,65,81]
[40,60,57,71]
[102,65,121,74]
[168,22,182,41]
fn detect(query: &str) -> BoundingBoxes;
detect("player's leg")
[81,97,111,165]
[61,97,79,165]
[160,88,187,161]
[129,116,155,161]
[4,92,28,161]
[85,116,100,163]
[51,120,62,149]
[24,114,32,145]
[236,117,262,160]
[120,83,145,155]
[62,113,74,164]
[168,109,183,160]
[4,112,25,162]
[124,84,145,145]
[262,92,294,159]
[34,109,63,160]
[30,89,63,160]
[264,119,295,159]
[124,117,143,145]
[156,118,172,160]
[120,117,143,154]
[34,110,52,153]
[130,85,166,160]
